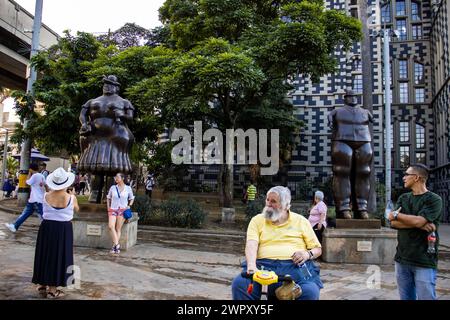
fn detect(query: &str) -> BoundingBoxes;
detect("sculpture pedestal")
[322,227,397,265]
[221,208,235,223]
[72,204,138,250]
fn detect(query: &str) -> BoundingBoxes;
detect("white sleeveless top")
[42,193,75,222]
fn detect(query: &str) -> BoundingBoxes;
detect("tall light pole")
[359,0,377,214]
[17,0,43,206]
[377,0,397,207]
[383,27,393,206]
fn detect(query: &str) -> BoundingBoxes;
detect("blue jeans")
[14,202,43,231]
[395,262,437,300]
[232,259,323,300]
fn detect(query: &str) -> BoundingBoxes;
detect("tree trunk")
[222,163,233,208]
[218,164,224,207]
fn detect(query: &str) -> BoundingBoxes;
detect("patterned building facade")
[161,0,449,221]
[290,0,450,221]
[430,0,450,221]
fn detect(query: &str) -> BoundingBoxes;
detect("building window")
[353,74,363,93]
[400,146,410,168]
[396,0,406,16]
[412,24,422,39]
[353,58,362,72]
[416,152,426,164]
[396,19,407,40]
[415,88,425,103]
[414,62,424,84]
[381,4,391,23]
[411,1,421,21]
[399,60,408,79]
[350,8,358,19]
[399,82,408,103]
[416,124,425,148]
[400,121,409,142]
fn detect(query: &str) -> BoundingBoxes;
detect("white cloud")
[15,0,166,36]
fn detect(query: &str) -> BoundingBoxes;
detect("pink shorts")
[108,208,124,217]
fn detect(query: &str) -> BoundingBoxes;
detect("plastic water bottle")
[427,232,436,254]
[385,200,394,227]
[298,263,312,280]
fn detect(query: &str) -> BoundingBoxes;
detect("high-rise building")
[290,0,449,221]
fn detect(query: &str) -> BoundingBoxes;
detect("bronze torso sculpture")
[328,90,373,219]
[78,75,135,174]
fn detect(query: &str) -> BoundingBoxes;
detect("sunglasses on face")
[403,172,417,176]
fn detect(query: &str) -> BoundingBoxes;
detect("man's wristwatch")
[308,250,314,260]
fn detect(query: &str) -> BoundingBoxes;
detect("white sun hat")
[46,167,75,191]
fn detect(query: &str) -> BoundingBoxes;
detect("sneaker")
[5,223,16,233]
[110,245,116,254]
[115,244,121,254]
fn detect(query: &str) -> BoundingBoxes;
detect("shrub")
[159,197,207,228]
[245,198,265,223]
[131,195,153,223]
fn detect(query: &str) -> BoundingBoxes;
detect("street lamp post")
[17,0,43,206]
[383,28,393,206]
[377,0,397,208]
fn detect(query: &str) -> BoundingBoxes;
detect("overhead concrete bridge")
[0,0,59,90]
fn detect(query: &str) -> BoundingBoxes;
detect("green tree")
[12,30,163,160]
[136,0,361,207]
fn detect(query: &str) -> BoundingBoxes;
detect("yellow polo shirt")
[247,211,321,260]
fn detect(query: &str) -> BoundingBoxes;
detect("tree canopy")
[14,0,361,207]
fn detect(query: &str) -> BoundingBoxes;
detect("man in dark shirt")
[388,164,442,300]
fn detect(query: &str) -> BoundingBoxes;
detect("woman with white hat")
[32,167,79,298]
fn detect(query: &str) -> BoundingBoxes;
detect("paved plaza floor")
[0,209,449,300]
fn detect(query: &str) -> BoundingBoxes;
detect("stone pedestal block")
[221,207,235,223]
[336,219,381,229]
[72,211,138,250]
[322,228,397,265]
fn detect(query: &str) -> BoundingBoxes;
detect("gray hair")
[266,186,291,210]
[314,190,324,201]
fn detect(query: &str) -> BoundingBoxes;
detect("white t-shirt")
[26,173,46,203]
[107,185,135,209]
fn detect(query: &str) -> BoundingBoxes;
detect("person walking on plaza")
[388,164,443,300]
[5,163,46,233]
[308,190,328,244]
[246,181,257,204]
[107,173,135,254]
[145,173,155,201]
[32,168,79,298]
[232,186,323,300]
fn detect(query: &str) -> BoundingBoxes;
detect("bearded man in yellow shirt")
[232,186,323,300]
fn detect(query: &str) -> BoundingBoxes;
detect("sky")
[15,0,166,35]
[3,1,166,114]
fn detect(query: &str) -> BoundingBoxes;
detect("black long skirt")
[32,220,74,287]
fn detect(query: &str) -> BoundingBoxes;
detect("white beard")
[263,206,282,222]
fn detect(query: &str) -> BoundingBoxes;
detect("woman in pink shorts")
[106,173,135,254]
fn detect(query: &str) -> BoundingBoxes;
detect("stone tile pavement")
[0,209,449,300]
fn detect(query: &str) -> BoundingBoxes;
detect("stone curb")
[0,202,23,215]
[138,225,245,236]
